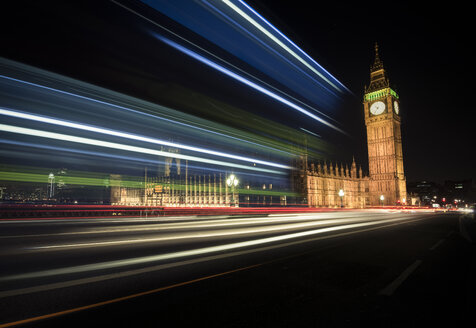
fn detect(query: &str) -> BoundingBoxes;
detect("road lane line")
[429,238,445,251]
[379,260,422,296]
[0,263,263,328]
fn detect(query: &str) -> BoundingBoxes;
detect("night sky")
[1,0,473,184]
[246,0,474,184]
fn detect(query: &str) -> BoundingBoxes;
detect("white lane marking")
[380,260,422,296]
[0,217,429,298]
[429,238,445,251]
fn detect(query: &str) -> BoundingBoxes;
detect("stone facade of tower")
[304,44,407,208]
[363,44,407,205]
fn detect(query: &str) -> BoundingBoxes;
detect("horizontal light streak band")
[6,212,385,239]
[0,108,290,169]
[0,214,422,281]
[27,217,377,249]
[0,124,284,175]
[0,73,289,155]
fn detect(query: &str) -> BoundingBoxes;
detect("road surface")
[1,210,475,327]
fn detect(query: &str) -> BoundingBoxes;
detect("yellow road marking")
[0,263,262,328]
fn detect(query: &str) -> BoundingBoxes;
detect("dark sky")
[1,0,473,184]
[246,0,474,184]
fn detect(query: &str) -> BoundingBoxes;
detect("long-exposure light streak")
[200,0,337,97]
[0,108,290,169]
[0,74,289,155]
[0,214,423,281]
[0,139,182,171]
[222,0,342,93]
[235,0,350,94]
[156,36,347,135]
[27,217,379,249]
[0,124,284,175]
[112,0,340,124]
[0,214,375,238]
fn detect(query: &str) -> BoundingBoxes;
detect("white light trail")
[0,108,290,170]
[235,0,350,93]
[0,74,290,155]
[0,214,425,281]
[157,36,347,135]
[222,0,343,92]
[0,124,284,174]
[27,217,381,249]
[111,0,340,125]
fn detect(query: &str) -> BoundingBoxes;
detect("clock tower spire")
[366,43,389,93]
[363,43,407,206]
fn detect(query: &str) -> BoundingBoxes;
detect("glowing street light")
[380,194,385,207]
[48,173,55,199]
[226,174,239,207]
[338,189,344,208]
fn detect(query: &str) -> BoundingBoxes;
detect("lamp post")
[48,173,55,199]
[226,174,239,207]
[380,194,385,207]
[338,189,344,208]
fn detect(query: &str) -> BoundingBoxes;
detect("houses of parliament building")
[302,44,407,207]
[111,44,407,208]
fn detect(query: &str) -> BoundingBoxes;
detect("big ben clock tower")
[363,43,407,205]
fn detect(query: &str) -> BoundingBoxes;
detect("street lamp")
[338,189,344,208]
[48,173,55,199]
[380,194,385,207]
[226,174,239,207]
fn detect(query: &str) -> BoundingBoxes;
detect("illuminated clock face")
[370,101,386,115]
[394,101,399,114]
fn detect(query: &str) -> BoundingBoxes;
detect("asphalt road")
[1,210,475,327]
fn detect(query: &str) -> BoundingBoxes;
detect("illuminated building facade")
[304,44,407,207]
[110,45,407,208]
[110,155,234,207]
[363,44,407,205]
[305,158,370,208]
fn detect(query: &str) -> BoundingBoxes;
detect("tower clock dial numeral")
[394,101,399,114]
[370,101,385,115]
